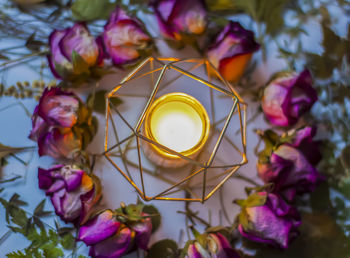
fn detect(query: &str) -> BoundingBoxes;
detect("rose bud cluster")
[38,165,101,224]
[29,87,97,159]
[183,228,240,258]
[262,69,318,127]
[257,126,324,202]
[151,0,207,41]
[78,204,153,257]
[236,192,301,249]
[48,23,104,81]
[101,7,153,66]
[207,21,260,82]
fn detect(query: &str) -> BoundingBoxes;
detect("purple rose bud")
[262,69,318,127]
[102,7,152,66]
[238,192,301,249]
[186,232,240,258]
[78,210,136,257]
[78,208,154,256]
[48,23,102,79]
[207,21,260,82]
[132,214,152,250]
[38,165,101,224]
[257,127,324,202]
[89,226,134,258]
[78,210,121,245]
[29,88,96,159]
[151,0,207,40]
[290,126,322,165]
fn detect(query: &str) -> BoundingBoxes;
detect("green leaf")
[72,51,90,75]
[238,209,251,230]
[87,90,122,114]
[245,193,267,207]
[33,199,45,216]
[25,32,45,52]
[71,0,116,21]
[9,193,27,207]
[143,205,161,233]
[43,247,64,258]
[60,233,75,250]
[147,239,179,258]
[234,192,267,208]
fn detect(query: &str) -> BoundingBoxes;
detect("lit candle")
[143,92,210,168]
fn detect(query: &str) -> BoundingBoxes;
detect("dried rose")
[38,165,101,224]
[29,87,97,159]
[102,7,152,66]
[78,205,153,257]
[262,69,318,127]
[151,0,207,41]
[207,21,260,82]
[184,231,240,258]
[237,192,301,249]
[48,23,103,80]
[257,127,324,202]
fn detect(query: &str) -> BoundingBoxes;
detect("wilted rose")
[184,230,240,258]
[151,0,207,41]
[78,205,153,257]
[237,192,301,249]
[257,127,324,202]
[102,7,152,66]
[38,165,101,224]
[29,87,97,159]
[48,23,103,80]
[207,21,260,82]
[262,69,318,127]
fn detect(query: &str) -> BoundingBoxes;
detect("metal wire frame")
[104,57,248,202]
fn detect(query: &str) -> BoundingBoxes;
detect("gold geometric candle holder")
[104,57,247,202]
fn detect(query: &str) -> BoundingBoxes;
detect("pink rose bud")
[48,23,103,80]
[29,87,96,159]
[38,165,101,224]
[151,0,207,40]
[262,69,318,127]
[102,7,152,66]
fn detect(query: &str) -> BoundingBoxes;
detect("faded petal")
[60,23,99,66]
[262,69,317,127]
[29,107,48,141]
[37,88,80,128]
[239,193,300,249]
[89,227,134,258]
[207,21,260,82]
[38,128,82,159]
[151,0,207,39]
[132,216,152,250]
[78,210,121,245]
[48,29,73,79]
[103,7,151,65]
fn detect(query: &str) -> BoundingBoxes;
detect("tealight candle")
[143,92,210,168]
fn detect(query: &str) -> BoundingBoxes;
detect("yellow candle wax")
[143,92,210,168]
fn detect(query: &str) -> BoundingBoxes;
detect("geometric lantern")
[104,57,247,202]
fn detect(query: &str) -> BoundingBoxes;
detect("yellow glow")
[144,92,210,160]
